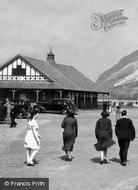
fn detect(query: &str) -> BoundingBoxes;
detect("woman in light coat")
[24,110,41,166]
[4,98,12,125]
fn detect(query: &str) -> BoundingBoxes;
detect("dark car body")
[0,100,7,121]
[0,98,45,120]
[36,98,78,114]
[11,99,31,118]
[10,98,47,118]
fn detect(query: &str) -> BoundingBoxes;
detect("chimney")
[46,47,55,63]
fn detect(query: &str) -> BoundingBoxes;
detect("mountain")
[96,50,138,99]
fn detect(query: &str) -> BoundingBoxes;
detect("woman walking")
[24,110,41,166]
[95,111,115,165]
[61,109,78,161]
[115,106,121,123]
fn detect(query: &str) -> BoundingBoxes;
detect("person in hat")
[95,111,114,165]
[10,104,17,128]
[61,109,78,161]
[115,110,135,166]
[115,106,121,123]
[103,103,108,112]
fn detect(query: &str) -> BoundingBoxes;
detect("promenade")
[0,109,138,190]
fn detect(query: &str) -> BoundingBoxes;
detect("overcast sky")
[0,0,138,82]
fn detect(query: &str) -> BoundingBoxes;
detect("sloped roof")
[0,54,109,93]
[54,63,98,91]
[23,56,107,93]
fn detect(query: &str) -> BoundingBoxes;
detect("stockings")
[100,149,107,161]
[26,148,39,164]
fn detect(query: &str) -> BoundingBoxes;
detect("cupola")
[46,47,55,63]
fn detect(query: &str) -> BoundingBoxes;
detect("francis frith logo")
[91,9,128,31]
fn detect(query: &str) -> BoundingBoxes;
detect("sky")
[0,0,138,82]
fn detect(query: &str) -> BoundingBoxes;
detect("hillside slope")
[96,50,138,99]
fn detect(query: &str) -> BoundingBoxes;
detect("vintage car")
[36,98,78,114]
[0,100,7,122]
[14,99,47,118]
[0,98,46,120]
[10,99,31,118]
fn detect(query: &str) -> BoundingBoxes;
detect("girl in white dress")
[24,111,41,166]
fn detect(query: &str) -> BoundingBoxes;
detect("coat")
[95,118,112,140]
[95,117,113,150]
[10,107,17,119]
[61,115,78,152]
[24,119,41,150]
[115,117,135,140]
[4,103,12,124]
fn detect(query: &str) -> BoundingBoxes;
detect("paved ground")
[0,109,138,190]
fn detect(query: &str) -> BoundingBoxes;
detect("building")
[0,50,109,109]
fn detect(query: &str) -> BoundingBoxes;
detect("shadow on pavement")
[24,159,40,165]
[90,157,101,163]
[59,155,74,161]
[59,155,67,161]
[109,157,120,163]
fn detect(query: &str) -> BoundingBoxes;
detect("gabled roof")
[0,54,109,93]
[23,56,105,92]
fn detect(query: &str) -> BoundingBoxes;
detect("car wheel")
[19,108,27,118]
[33,105,40,113]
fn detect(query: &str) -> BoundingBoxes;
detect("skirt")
[24,130,40,150]
[94,138,115,151]
[62,133,76,153]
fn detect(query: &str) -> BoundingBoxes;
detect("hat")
[101,111,109,118]
[67,108,78,115]
[122,110,127,116]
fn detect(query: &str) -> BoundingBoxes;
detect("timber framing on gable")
[0,55,54,82]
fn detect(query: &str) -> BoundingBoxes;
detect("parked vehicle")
[10,99,45,118]
[36,98,78,114]
[0,98,45,120]
[0,100,7,122]
[10,99,31,118]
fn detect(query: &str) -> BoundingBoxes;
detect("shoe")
[68,157,72,162]
[65,155,69,161]
[122,161,126,166]
[27,163,34,166]
[103,159,108,164]
[26,161,34,166]
[100,161,104,165]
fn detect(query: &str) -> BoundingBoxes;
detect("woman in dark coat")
[61,109,78,161]
[95,111,114,164]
